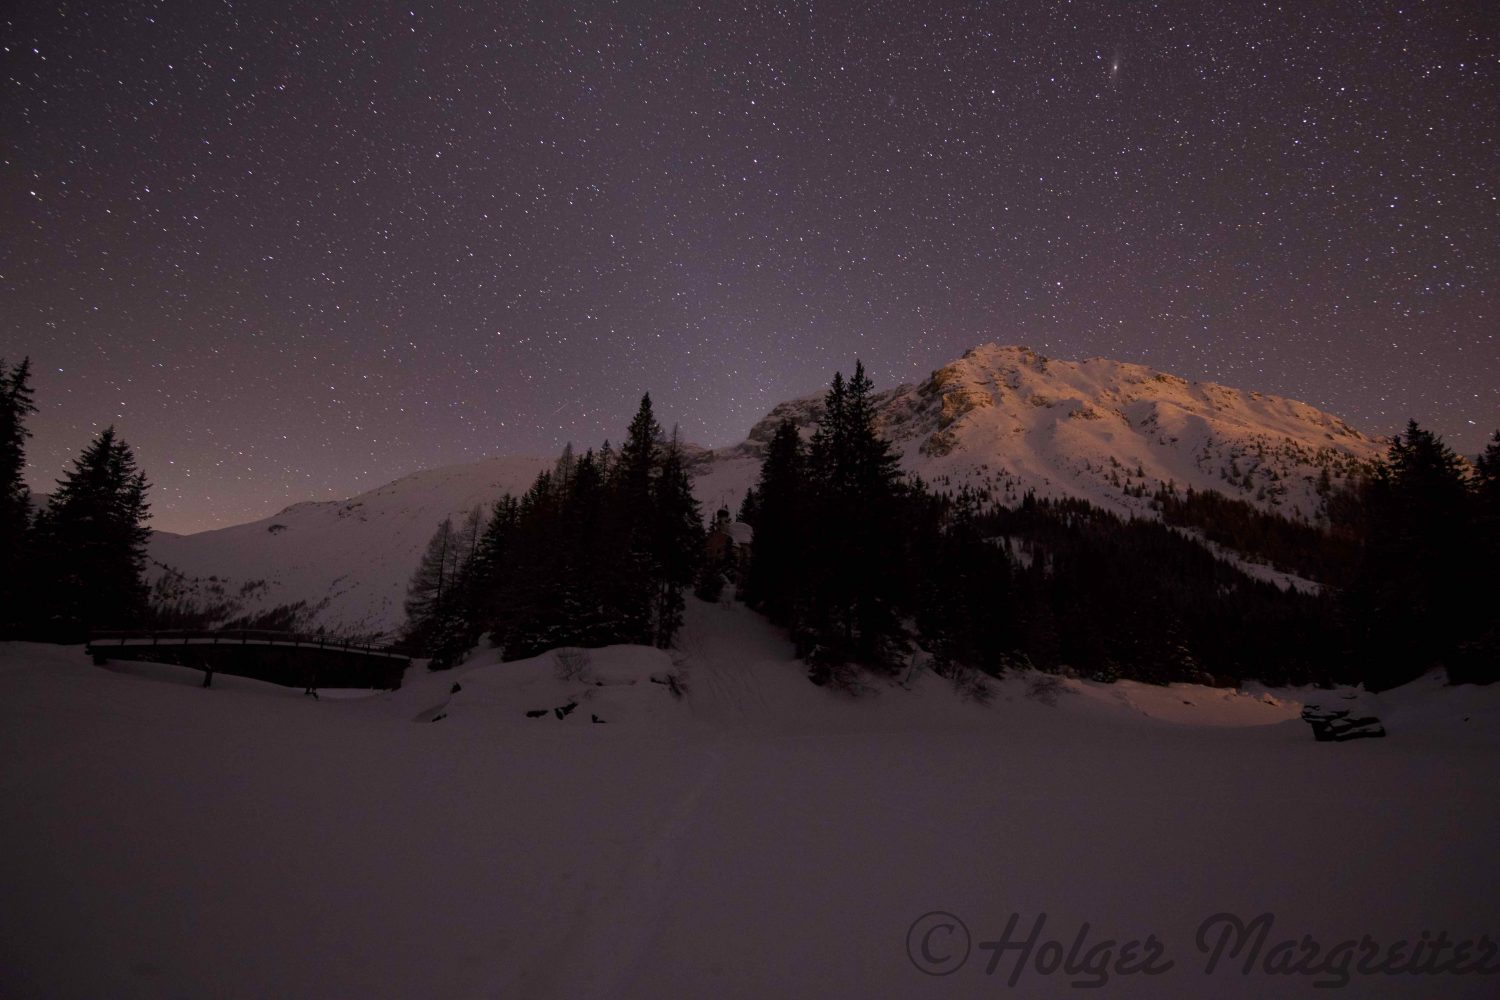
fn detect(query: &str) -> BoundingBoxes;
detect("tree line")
[15,339,1483,695]
[401,393,703,666]
[737,365,1500,693]
[1330,420,1499,689]
[403,360,1497,694]
[2,357,153,640]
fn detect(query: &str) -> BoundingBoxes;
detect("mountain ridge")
[149,344,1387,635]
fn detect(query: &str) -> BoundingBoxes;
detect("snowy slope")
[150,455,553,636]
[3,601,1497,999]
[149,345,1385,636]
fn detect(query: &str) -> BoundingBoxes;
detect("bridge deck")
[86,630,409,661]
[85,630,412,690]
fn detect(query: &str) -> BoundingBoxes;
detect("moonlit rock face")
[732,343,1381,514]
[873,343,1382,513]
[149,345,1385,636]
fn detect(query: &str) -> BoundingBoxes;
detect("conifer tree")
[618,394,661,501]
[1,357,38,635]
[0,357,35,534]
[841,360,905,655]
[845,360,898,490]
[1462,430,1500,681]
[1474,430,1500,516]
[491,470,565,656]
[650,429,703,647]
[403,517,460,655]
[472,403,703,656]
[913,486,1016,675]
[809,371,848,490]
[612,394,662,643]
[743,418,807,624]
[736,485,760,526]
[795,362,908,671]
[597,439,616,479]
[36,426,151,637]
[423,505,486,665]
[842,364,903,657]
[1349,421,1473,688]
[475,494,520,595]
[556,448,612,645]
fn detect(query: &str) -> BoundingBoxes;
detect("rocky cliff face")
[722,343,1380,519]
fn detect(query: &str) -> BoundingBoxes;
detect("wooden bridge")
[86,630,411,690]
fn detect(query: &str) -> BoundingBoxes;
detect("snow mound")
[432,644,686,730]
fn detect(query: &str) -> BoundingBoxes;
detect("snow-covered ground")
[3,599,1496,998]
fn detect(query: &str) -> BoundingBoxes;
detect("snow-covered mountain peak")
[734,343,1379,509]
[899,342,1370,453]
[867,344,1382,514]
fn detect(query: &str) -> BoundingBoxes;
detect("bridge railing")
[86,629,411,661]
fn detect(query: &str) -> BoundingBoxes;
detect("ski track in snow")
[522,741,727,999]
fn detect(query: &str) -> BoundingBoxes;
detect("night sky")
[3,2,1495,533]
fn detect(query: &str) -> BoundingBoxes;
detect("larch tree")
[403,516,461,656]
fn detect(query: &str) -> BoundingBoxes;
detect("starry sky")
[3,1,1496,533]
